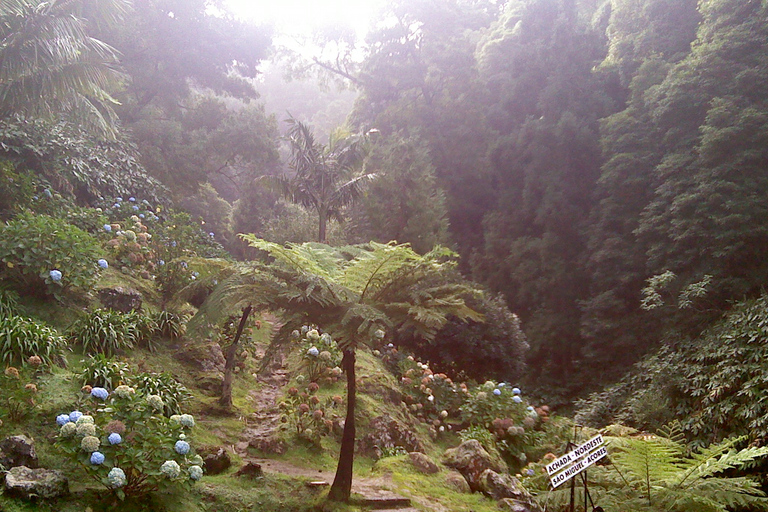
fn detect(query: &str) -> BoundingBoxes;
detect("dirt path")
[232,319,421,510]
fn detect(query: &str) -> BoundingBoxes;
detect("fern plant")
[540,429,768,512]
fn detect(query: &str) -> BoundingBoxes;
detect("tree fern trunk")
[318,209,327,243]
[219,305,252,408]
[329,349,356,502]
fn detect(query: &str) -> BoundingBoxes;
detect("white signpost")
[546,434,607,489]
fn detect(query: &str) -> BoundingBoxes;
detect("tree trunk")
[318,209,327,243]
[329,349,356,502]
[219,305,252,408]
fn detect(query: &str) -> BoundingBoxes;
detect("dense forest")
[3,0,768,460]
[4,0,768,406]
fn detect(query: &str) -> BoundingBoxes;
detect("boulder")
[0,435,38,469]
[201,447,231,475]
[358,415,424,458]
[479,470,542,512]
[98,287,142,313]
[235,462,263,479]
[179,341,226,372]
[248,436,287,455]
[443,440,506,492]
[4,466,68,500]
[445,471,471,493]
[408,452,439,474]
[498,498,544,512]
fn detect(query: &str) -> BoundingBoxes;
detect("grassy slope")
[0,272,505,512]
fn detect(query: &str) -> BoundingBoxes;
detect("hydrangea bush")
[293,327,342,384]
[0,212,104,299]
[55,385,202,499]
[279,382,340,448]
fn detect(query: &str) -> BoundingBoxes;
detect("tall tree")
[193,240,479,502]
[274,118,374,243]
[0,0,129,136]
[347,133,449,254]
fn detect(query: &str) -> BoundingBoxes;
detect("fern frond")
[674,437,768,486]
[240,236,339,280]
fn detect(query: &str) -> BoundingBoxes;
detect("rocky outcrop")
[235,462,264,479]
[98,287,142,313]
[4,466,68,500]
[178,340,226,373]
[0,435,38,469]
[443,440,506,492]
[358,415,424,458]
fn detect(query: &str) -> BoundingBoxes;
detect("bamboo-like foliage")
[0,0,129,136]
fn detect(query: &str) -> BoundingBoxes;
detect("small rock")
[445,471,471,493]
[234,462,263,479]
[97,287,142,313]
[0,435,38,469]
[4,466,68,500]
[178,341,226,372]
[408,452,439,474]
[248,436,287,455]
[201,447,231,475]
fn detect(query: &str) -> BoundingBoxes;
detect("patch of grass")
[373,456,500,512]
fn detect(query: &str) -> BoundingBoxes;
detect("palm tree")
[273,117,375,242]
[193,238,481,502]
[0,0,128,136]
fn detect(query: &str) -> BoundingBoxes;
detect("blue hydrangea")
[113,203,120,208]
[171,241,177,247]
[307,347,319,357]
[132,205,139,211]
[97,259,109,269]
[526,468,535,476]
[90,451,105,465]
[49,269,62,282]
[69,410,83,423]
[129,197,136,202]
[103,224,112,232]
[209,232,215,237]
[158,259,165,266]
[493,388,502,396]
[116,197,123,202]
[108,467,126,488]
[527,406,535,412]
[175,440,191,455]
[512,387,521,395]
[56,414,71,426]
[108,433,122,445]
[43,189,52,198]
[90,387,109,400]
[497,383,506,388]
[513,396,523,403]
[91,387,109,400]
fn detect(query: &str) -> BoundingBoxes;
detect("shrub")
[55,386,202,499]
[460,381,528,428]
[69,310,140,357]
[0,315,67,366]
[279,382,339,447]
[0,212,104,298]
[154,310,187,340]
[79,354,130,390]
[0,365,39,422]
[129,372,192,417]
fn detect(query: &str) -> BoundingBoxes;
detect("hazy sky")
[224,0,383,40]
